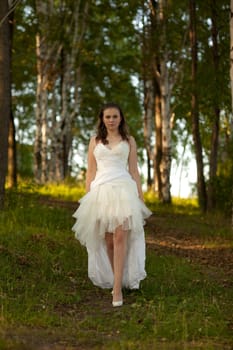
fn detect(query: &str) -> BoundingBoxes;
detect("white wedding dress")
[72,140,152,289]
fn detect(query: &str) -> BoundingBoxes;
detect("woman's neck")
[106,130,121,140]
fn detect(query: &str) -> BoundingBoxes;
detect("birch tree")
[34,0,89,183]
[148,0,173,203]
[157,0,172,203]
[149,0,171,203]
[143,79,154,189]
[0,0,11,208]
[54,2,89,181]
[34,0,65,183]
[34,29,49,183]
[140,0,188,201]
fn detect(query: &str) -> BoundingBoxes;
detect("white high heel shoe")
[112,300,123,307]
[112,290,123,307]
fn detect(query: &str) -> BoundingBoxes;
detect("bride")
[72,102,151,307]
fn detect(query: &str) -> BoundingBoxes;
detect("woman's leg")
[105,232,114,272]
[112,226,128,302]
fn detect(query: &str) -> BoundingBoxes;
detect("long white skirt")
[72,178,152,289]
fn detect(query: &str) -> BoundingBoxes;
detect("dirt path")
[146,214,233,286]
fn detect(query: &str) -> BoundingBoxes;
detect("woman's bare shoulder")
[129,135,135,141]
[129,135,136,147]
[88,135,97,149]
[90,135,97,142]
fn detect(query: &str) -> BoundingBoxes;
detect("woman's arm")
[128,136,144,201]
[85,136,97,192]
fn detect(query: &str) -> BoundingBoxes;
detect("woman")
[72,102,151,307]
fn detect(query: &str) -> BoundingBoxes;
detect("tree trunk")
[143,79,154,190]
[141,2,154,191]
[230,0,233,229]
[34,1,59,183]
[230,0,233,114]
[41,82,48,183]
[149,0,172,202]
[160,53,172,203]
[7,8,17,188]
[157,0,172,203]
[57,2,89,181]
[34,33,43,182]
[207,0,220,211]
[189,0,207,212]
[58,49,69,181]
[0,0,11,208]
[8,111,17,188]
[154,80,163,199]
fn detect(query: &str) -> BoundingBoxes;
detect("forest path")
[40,196,233,284]
[146,214,233,285]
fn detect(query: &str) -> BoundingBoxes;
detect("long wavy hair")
[95,102,130,144]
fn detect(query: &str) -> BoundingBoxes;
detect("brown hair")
[95,102,130,144]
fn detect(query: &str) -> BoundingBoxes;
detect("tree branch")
[0,0,21,27]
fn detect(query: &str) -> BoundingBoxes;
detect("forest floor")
[1,195,233,350]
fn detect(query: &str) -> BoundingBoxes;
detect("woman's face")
[102,108,121,132]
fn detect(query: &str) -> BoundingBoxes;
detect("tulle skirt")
[72,178,152,289]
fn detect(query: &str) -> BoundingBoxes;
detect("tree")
[10,0,232,217]
[33,0,143,183]
[34,0,90,183]
[147,0,172,203]
[172,0,229,209]
[189,0,207,212]
[0,0,11,208]
[230,0,233,228]
[141,0,188,202]
[11,1,142,184]
[156,0,172,203]
[8,8,17,188]
[8,112,17,187]
[204,0,220,210]
[140,1,155,190]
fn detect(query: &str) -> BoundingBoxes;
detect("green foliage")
[171,0,231,188]
[77,0,143,146]
[213,175,233,216]
[209,136,233,214]
[17,143,34,178]
[12,0,37,144]
[12,0,144,168]
[11,0,233,214]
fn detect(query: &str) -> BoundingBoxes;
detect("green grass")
[0,187,232,349]
[13,178,86,202]
[144,191,199,214]
[145,191,233,243]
